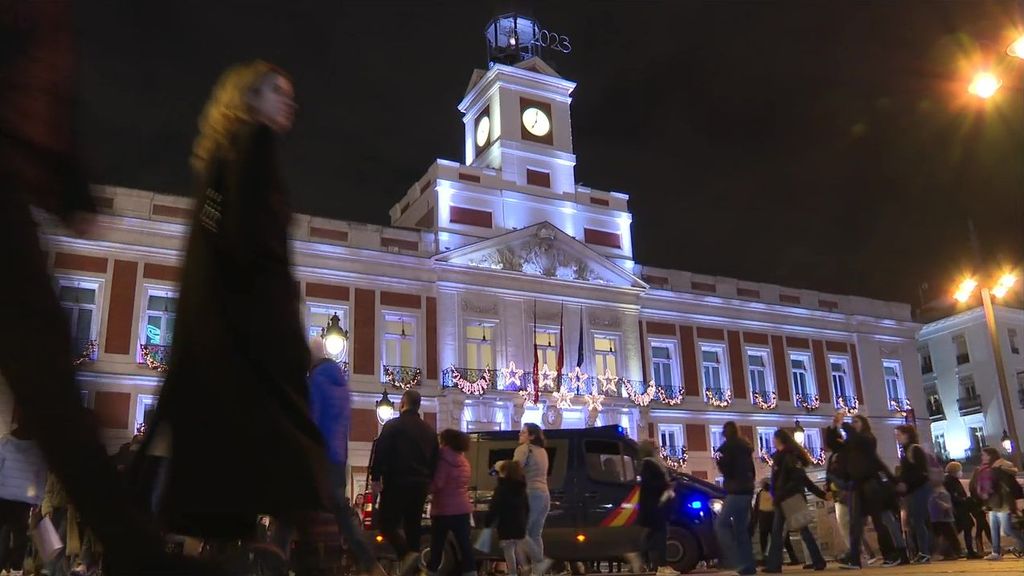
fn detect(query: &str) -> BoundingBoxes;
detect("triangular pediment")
[433,222,646,289]
[514,57,561,78]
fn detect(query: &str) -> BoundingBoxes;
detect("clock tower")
[458,14,577,195]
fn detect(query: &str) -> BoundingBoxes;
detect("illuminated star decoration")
[502,361,524,391]
[583,392,605,412]
[597,368,618,395]
[568,366,589,393]
[552,389,574,409]
[539,364,557,392]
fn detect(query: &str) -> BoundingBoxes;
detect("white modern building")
[1,18,927,497]
[918,305,1024,464]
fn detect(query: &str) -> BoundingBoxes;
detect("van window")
[585,439,636,484]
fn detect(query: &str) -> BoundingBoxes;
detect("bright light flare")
[1007,35,1024,59]
[968,72,1002,99]
[954,277,979,303]
[991,272,1017,299]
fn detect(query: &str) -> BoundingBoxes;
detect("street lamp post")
[793,419,806,447]
[954,273,1021,467]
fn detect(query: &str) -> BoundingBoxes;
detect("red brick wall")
[380,292,421,309]
[142,263,180,282]
[94,391,131,429]
[812,340,831,405]
[426,297,438,380]
[351,408,377,442]
[771,335,791,402]
[727,330,747,400]
[679,325,699,397]
[353,289,375,376]
[306,282,350,301]
[104,260,138,355]
[53,252,108,274]
[686,424,708,452]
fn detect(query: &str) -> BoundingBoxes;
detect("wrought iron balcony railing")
[957,394,983,415]
[836,395,860,414]
[794,392,821,411]
[441,367,499,395]
[926,398,945,420]
[139,343,171,372]
[888,397,912,415]
[752,389,778,409]
[382,365,422,389]
[71,338,98,366]
[704,387,733,407]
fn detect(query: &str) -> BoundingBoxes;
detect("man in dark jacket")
[714,421,756,575]
[0,3,186,575]
[370,390,439,573]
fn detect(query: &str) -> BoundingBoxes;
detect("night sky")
[75,1,1024,310]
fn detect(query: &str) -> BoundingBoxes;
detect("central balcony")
[956,394,983,415]
[704,387,733,407]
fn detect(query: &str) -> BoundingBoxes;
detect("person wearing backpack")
[895,425,937,564]
[968,446,1024,560]
[485,460,529,576]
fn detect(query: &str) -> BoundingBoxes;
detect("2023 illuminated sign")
[531,29,572,54]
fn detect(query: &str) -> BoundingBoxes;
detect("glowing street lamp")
[968,71,1002,99]
[793,420,806,447]
[321,312,349,359]
[375,389,395,425]
[952,270,1021,467]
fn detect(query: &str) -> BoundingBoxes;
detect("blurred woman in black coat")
[150,61,327,539]
[764,429,827,573]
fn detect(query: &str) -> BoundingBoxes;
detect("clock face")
[475,115,490,148]
[521,107,551,137]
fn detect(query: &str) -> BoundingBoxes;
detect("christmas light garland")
[501,361,524,390]
[888,398,912,417]
[809,449,828,466]
[552,389,575,409]
[383,365,422,390]
[759,450,774,466]
[139,344,169,372]
[622,379,657,407]
[72,339,98,367]
[660,446,688,470]
[583,392,604,412]
[752,390,778,410]
[795,393,821,412]
[704,387,733,408]
[657,386,685,406]
[448,365,489,396]
[837,396,860,415]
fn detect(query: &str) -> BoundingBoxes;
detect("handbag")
[33,516,64,563]
[780,494,813,530]
[473,527,494,553]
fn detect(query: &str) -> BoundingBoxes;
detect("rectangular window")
[959,373,978,398]
[829,357,852,407]
[709,428,726,453]
[968,424,987,451]
[58,280,99,347]
[135,394,158,433]
[790,352,815,399]
[803,429,823,456]
[593,334,620,377]
[584,439,636,484]
[465,322,495,370]
[882,360,906,403]
[933,432,948,458]
[953,334,970,365]
[1009,329,1020,355]
[650,340,680,392]
[534,328,559,369]
[658,424,684,458]
[143,290,178,346]
[306,304,349,358]
[918,346,934,374]
[756,427,775,456]
[700,344,729,398]
[382,313,416,370]
[747,349,774,398]
[925,386,944,417]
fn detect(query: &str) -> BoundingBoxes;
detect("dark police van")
[363,425,724,574]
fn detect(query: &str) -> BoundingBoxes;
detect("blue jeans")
[766,504,824,571]
[715,494,755,572]
[905,486,932,557]
[988,511,1024,554]
[524,490,550,564]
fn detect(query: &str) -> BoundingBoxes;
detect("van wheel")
[665,527,700,574]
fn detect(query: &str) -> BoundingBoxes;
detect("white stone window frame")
[649,338,682,392]
[803,428,823,456]
[463,318,498,371]
[381,310,419,376]
[305,302,350,360]
[755,427,775,455]
[658,423,684,454]
[699,342,730,398]
[745,347,775,400]
[532,325,560,369]
[709,427,726,453]
[135,394,158,433]
[592,331,621,378]
[788,351,817,403]
[882,359,907,405]
[138,286,178,362]
[56,276,102,346]
[828,355,853,409]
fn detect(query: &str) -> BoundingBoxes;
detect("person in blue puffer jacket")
[306,356,377,574]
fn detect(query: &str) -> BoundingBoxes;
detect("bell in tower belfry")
[484,13,542,67]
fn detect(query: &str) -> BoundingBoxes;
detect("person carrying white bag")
[482,461,529,576]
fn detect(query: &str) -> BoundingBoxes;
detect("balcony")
[888,397,912,416]
[836,395,860,414]
[139,343,170,372]
[704,387,733,407]
[71,338,98,367]
[382,365,422,389]
[956,353,971,366]
[926,397,945,420]
[751,389,778,410]
[794,392,821,412]
[441,367,500,395]
[956,394,983,415]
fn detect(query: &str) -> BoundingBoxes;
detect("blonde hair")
[191,60,288,174]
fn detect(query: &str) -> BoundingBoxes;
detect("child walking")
[427,429,476,576]
[486,461,529,576]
